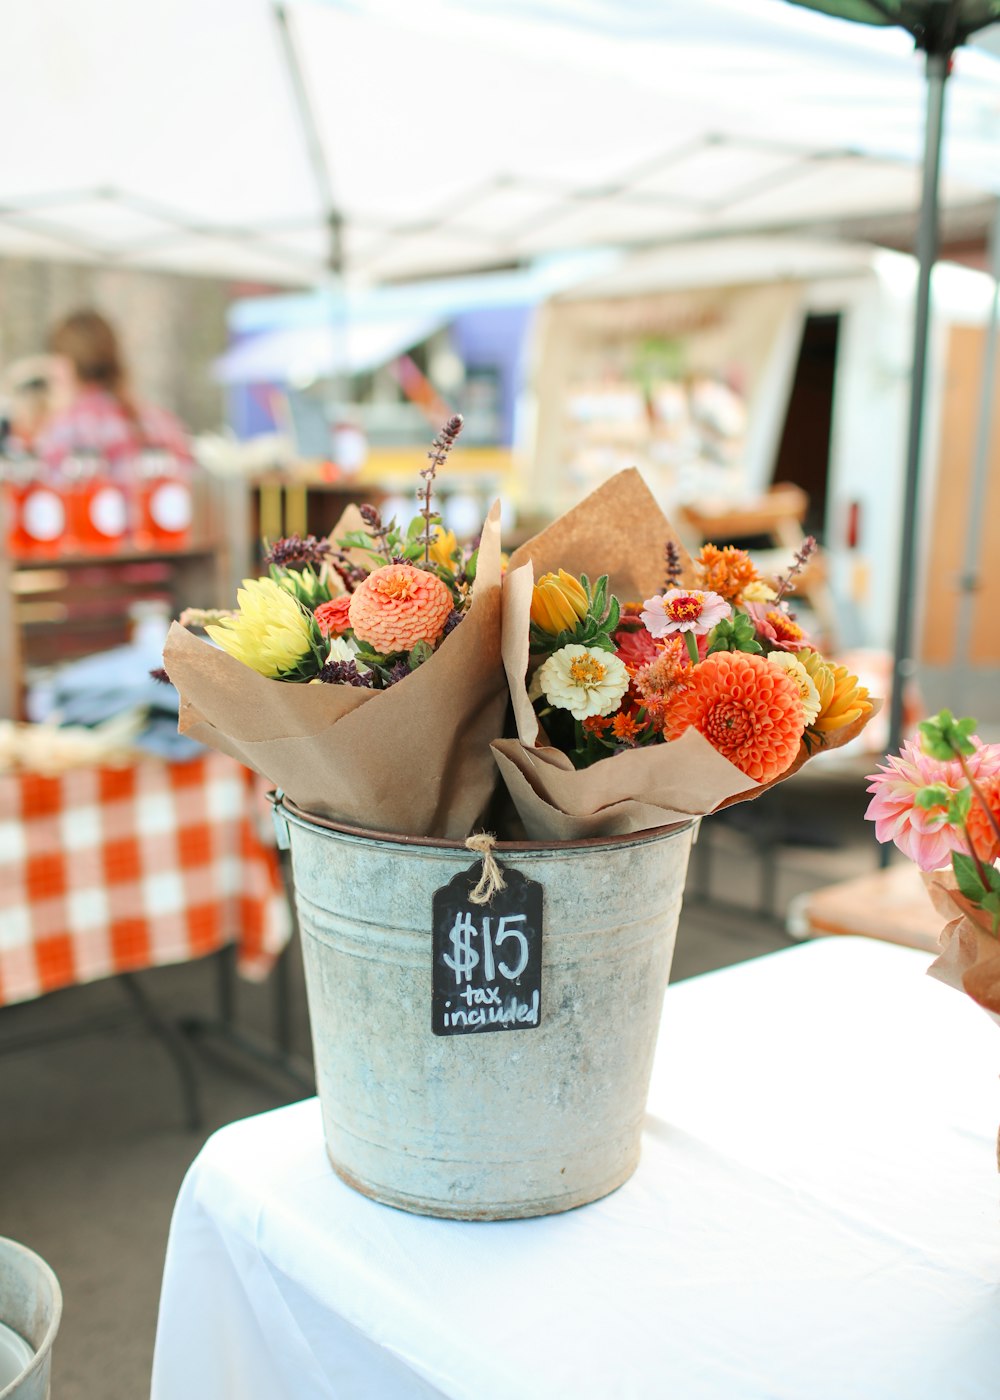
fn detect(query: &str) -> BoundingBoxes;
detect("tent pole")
[953,196,1000,701]
[274,3,349,426]
[886,51,951,752]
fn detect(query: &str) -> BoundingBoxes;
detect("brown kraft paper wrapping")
[495,468,876,842]
[164,501,507,841]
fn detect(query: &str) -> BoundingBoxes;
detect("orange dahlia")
[348,563,453,654]
[314,594,353,638]
[967,775,1000,864]
[662,650,805,783]
[696,544,759,604]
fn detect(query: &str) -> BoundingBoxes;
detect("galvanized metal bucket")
[0,1238,62,1400]
[275,798,694,1220]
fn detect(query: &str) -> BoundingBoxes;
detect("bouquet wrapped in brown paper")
[495,469,877,841]
[923,871,1000,1033]
[164,418,507,840]
[866,711,1000,1162]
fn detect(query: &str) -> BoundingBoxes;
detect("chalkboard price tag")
[432,862,543,1037]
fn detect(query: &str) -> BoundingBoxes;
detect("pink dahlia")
[641,588,730,639]
[314,594,353,638]
[614,619,661,671]
[865,738,1000,871]
[348,563,453,654]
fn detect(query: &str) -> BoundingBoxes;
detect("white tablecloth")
[152,938,1000,1400]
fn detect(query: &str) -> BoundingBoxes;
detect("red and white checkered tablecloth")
[0,751,291,1008]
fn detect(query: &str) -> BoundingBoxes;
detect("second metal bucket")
[276,799,694,1220]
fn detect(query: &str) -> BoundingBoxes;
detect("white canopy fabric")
[1,0,999,286]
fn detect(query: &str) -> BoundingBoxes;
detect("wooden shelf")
[0,473,251,721]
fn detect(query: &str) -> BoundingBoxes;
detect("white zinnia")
[536,644,629,721]
[766,651,821,725]
[326,635,369,673]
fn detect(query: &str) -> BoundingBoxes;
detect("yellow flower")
[742,580,778,603]
[797,649,873,733]
[530,570,589,635]
[206,577,315,678]
[766,651,822,725]
[428,528,459,571]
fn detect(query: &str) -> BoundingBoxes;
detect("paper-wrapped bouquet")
[867,711,1000,1021]
[166,437,877,846]
[495,469,876,841]
[164,418,507,840]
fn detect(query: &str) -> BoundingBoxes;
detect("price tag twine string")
[464,833,506,905]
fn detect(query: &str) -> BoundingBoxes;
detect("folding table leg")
[118,973,202,1131]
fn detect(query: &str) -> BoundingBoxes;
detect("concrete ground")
[0,768,878,1400]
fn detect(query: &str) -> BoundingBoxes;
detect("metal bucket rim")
[0,1237,62,1400]
[271,792,695,856]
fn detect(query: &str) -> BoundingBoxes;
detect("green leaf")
[952,851,988,903]
[604,595,621,635]
[948,786,973,824]
[707,613,764,655]
[408,641,434,671]
[920,709,978,760]
[406,515,424,541]
[913,784,953,810]
[464,549,478,583]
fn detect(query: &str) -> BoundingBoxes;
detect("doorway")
[772,313,840,540]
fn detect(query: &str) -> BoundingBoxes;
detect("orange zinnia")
[696,544,759,604]
[662,650,805,783]
[348,563,453,653]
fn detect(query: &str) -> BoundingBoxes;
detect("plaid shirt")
[36,387,193,474]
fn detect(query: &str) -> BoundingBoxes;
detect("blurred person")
[35,310,193,474]
[0,354,61,456]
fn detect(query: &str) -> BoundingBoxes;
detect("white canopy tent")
[1,0,999,286]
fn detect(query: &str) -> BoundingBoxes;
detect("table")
[789,863,943,953]
[151,938,1000,1400]
[0,751,290,1006]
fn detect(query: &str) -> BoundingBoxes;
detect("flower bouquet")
[866,712,1000,1058]
[494,469,876,841]
[163,417,508,839]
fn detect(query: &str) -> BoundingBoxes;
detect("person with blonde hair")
[36,309,192,474]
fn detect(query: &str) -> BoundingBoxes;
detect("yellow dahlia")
[797,650,873,733]
[766,652,821,726]
[205,577,315,678]
[531,570,589,635]
[348,563,453,654]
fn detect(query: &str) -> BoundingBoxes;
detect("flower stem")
[684,632,700,666]
[960,818,994,891]
[957,751,1000,848]
[420,415,463,564]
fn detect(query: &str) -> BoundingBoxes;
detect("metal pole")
[881,48,950,869]
[953,196,1000,693]
[887,50,951,758]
